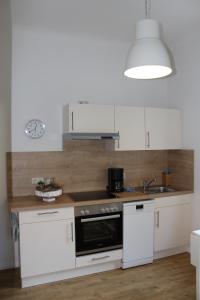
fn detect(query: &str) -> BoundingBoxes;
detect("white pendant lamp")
[124,0,173,79]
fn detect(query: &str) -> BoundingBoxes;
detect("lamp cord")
[145,0,151,18]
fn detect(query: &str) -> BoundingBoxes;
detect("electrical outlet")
[32,177,44,185]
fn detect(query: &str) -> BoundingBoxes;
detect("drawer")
[76,249,122,268]
[154,194,193,208]
[19,207,74,224]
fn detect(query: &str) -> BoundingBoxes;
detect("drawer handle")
[91,255,110,261]
[37,211,58,216]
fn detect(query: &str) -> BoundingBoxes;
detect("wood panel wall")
[7,141,194,197]
[168,150,194,191]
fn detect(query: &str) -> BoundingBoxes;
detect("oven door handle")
[81,214,121,223]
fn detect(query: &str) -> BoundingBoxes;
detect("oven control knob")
[101,208,106,213]
[113,207,118,211]
[110,207,114,212]
[85,209,90,215]
[105,208,110,213]
[80,210,85,215]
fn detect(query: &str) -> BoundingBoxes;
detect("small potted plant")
[35,178,63,202]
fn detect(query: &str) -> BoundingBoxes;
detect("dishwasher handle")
[136,204,144,210]
[123,200,155,215]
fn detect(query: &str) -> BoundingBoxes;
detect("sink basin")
[146,186,176,194]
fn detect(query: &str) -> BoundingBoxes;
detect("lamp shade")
[124,19,172,79]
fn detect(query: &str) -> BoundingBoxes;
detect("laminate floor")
[0,253,196,300]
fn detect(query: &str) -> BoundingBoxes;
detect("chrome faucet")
[143,177,157,193]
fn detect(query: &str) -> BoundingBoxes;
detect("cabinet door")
[154,204,191,252]
[20,219,75,278]
[115,106,145,150]
[145,108,181,150]
[69,104,115,133]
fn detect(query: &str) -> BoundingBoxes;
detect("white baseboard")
[154,245,189,260]
[122,257,153,269]
[21,245,190,288]
[22,260,121,288]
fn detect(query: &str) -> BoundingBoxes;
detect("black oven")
[75,203,122,257]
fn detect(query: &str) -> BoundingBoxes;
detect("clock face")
[25,119,46,139]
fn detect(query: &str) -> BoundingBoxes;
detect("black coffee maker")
[107,168,124,193]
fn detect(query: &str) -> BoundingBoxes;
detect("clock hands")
[25,120,45,138]
[28,123,37,133]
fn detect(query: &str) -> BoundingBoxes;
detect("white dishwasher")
[122,200,154,269]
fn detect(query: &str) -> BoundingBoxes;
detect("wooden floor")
[0,253,196,300]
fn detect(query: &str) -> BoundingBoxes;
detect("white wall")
[0,0,13,270]
[12,26,169,151]
[168,30,200,229]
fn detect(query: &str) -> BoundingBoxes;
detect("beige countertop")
[9,188,193,213]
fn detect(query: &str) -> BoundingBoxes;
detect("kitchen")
[0,0,200,299]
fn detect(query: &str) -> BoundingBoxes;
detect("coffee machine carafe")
[107,168,124,193]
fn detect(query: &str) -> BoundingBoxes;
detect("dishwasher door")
[122,200,154,269]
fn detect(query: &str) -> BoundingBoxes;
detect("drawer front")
[154,194,192,208]
[19,207,74,224]
[76,249,122,268]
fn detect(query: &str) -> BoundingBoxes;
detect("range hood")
[63,132,120,141]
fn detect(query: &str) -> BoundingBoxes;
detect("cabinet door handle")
[37,211,58,215]
[117,131,120,149]
[156,211,160,228]
[71,111,74,131]
[147,131,150,148]
[91,255,110,261]
[70,222,74,242]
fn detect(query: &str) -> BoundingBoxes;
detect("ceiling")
[11,0,200,45]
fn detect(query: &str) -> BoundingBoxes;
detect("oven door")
[75,212,122,256]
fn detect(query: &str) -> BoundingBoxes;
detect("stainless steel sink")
[146,186,176,194]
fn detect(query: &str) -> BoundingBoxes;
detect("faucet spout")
[143,177,157,193]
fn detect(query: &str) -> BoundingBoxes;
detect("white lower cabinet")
[18,194,193,287]
[154,195,192,254]
[19,207,75,278]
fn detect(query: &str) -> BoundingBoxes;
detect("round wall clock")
[25,119,46,139]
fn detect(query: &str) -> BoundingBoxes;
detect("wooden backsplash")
[7,141,194,197]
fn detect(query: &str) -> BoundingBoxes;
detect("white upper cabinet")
[63,104,182,150]
[145,108,181,150]
[115,106,145,150]
[63,104,115,133]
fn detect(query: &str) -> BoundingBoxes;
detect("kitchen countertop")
[9,188,193,213]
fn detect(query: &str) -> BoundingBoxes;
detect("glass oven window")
[84,219,118,243]
[75,213,122,256]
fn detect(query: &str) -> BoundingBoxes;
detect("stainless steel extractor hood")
[63,132,119,141]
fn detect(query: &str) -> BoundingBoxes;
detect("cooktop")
[68,190,116,202]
